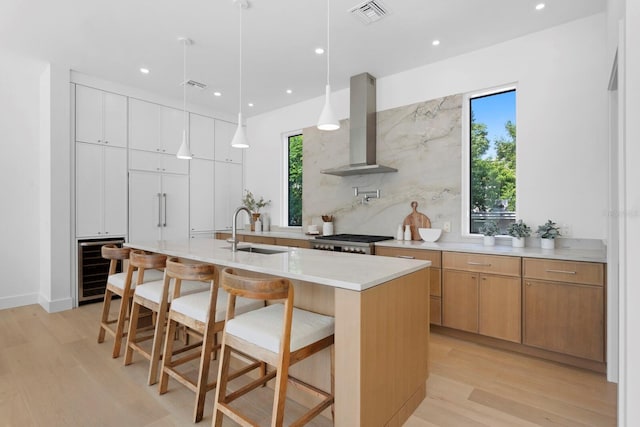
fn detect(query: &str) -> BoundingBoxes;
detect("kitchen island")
[126,238,431,426]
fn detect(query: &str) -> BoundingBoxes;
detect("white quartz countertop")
[216,229,318,240]
[126,238,430,292]
[375,240,606,263]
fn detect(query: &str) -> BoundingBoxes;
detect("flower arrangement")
[242,190,270,213]
[536,219,561,239]
[507,220,532,238]
[479,220,499,236]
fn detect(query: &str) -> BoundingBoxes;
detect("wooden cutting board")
[402,201,431,240]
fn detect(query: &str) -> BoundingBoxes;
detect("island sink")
[234,246,288,255]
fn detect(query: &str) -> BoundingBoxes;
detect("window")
[286,133,303,227]
[467,88,516,235]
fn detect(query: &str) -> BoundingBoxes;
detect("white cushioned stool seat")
[225,303,335,353]
[108,269,164,290]
[134,279,210,304]
[170,289,264,323]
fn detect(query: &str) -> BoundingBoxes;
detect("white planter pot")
[512,237,525,248]
[541,238,555,249]
[483,236,496,246]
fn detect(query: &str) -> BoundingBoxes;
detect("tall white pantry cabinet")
[74,84,244,243]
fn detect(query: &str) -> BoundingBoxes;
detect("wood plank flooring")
[0,303,617,426]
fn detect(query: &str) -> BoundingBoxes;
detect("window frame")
[282,130,303,228]
[461,83,518,237]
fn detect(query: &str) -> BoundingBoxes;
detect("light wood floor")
[0,303,616,426]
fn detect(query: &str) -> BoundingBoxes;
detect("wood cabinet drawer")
[215,232,232,241]
[523,258,604,286]
[430,297,441,325]
[430,268,441,297]
[375,246,441,268]
[275,238,311,249]
[243,235,276,245]
[443,252,520,277]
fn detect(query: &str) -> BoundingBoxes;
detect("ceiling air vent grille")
[349,0,388,25]
[182,80,207,90]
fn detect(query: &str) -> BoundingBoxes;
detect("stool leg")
[124,301,141,366]
[97,288,113,343]
[271,353,291,427]
[331,344,335,421]
[213,344,233,427]
[112,290,131,358]
[159,317,178,395]
[193,324,216,422]
[148,302,168,386]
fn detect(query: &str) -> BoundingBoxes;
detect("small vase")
[541,238,555,249]
[483,236,495,246]
[512,237,525,248]
[250,213,261,232]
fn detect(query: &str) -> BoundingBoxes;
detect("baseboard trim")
[38,294,73,313]
[0,293,39,311]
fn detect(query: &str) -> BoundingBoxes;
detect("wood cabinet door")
[103,91,127,147]
[75,85,103,144]
[160,106,184,155]
[190,159,215,232]
[523,279,604,361]
[190,113,215,160]
[129,98,160,152]
[442,270,478,333]
[479,274,521,343]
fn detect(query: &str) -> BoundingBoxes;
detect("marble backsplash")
[302,94,463,240]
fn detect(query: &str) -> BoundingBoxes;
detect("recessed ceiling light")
[140,67,150,74]
[315,47,325,55]
[286,89,293,94]
[432,40,440,46]
[248,102,254,107]
[535,3,545,10]
[213,91,222,97]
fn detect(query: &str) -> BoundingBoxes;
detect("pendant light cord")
[183,39,187,133]
[326,0,330,86]
[238,4,243,116]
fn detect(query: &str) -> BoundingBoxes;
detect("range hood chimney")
[320,73,397,176]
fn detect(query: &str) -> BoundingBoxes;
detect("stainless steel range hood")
[321,73,397,176]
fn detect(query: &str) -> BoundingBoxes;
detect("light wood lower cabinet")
[375,246,441,325]
[523,258,605,362]
[442,252,521,343]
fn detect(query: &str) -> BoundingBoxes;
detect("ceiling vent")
[181,79,208,90]
[349,0,389,25]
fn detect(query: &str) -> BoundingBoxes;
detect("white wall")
[246,14,609,239]
[0,49,47,309]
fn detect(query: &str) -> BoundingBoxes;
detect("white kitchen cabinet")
[75,85,127,147]
[76,142,127,237]
[190,158,215,232]
[129,99,185,155]
[129,150,189,175]
[214,161,243,230]
[214,119,243,163]
[190,113,215,160]
[129,171,189,242]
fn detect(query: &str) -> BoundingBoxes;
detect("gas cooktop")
[314,234,394,244]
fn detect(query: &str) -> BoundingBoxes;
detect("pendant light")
[317,0,340,131]
[176,37,193,159]
[231,0,250,149]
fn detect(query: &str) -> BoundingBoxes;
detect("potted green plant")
[536,219,561,249]
[242,190,271,231]
[479,220,499,246]
[507,220,531,248]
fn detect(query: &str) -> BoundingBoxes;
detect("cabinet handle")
[157,193,162,227]
[397,255,415,259]
[104,140,109,144]
[545,269,576,275]
[97,139,102,143]
[467,261,492,266]
[162,193,167,227]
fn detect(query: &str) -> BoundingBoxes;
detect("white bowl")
[418,228,442,242]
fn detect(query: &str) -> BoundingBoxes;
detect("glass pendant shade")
[231,113,250,149]
[317,84,340,131]
[176,130,192,159]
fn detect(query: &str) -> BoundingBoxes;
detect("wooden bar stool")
[97,244,164,358]
[213,268,335,427]
[159,259,265,423]
[124,252,210,386]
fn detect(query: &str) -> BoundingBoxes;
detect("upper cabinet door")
[103,146,127,235]
[160,106,185,155]
[76,86,103,144]
[129,98,160,152]
[76,86,127,147]
[103,91,127,147]
[190,113,215,160]
[76,142,103,237]
[214,119,243,164]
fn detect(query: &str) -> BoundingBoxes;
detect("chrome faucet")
[229,206,251,252]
